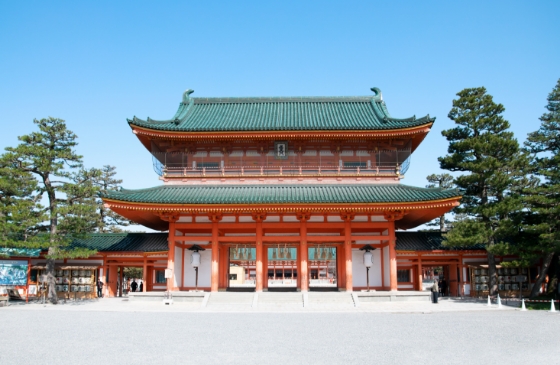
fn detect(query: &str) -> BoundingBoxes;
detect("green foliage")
[438,87,528,294]
[425,173,454,231]
[0,161,46,257]
[123,267,143,279]
[516,79,560,296]
[1,117,100,259]
[92,165,135,232]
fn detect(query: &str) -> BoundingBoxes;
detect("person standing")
[97,278,104,298]
[441,278,448,297]
[431,279,439,303]
[130,279,138,292]
[139,281,143,292]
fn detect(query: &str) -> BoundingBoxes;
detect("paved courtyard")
[1,297,558,365]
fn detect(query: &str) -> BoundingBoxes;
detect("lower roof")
[64,232,482,253]
[102,184,460,205]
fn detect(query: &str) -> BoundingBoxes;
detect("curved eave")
[103,196,461,231]
[130,123,433,153]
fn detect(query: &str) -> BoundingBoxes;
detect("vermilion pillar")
[389,237,398,291]
[449,263,458,297]
[255,213,264,292]
[167,221,176,292]
[211,218,220,292]
[417,256,423,291]
[299,217,309,292]
[108,265,118,297]
[343,216,353,292]
[142,257,147,292]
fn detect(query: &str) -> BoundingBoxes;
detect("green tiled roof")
[128,88,434,132]
[64,232,484,253]
[102,184,459,205]
[68,233,168,252]
[395,232,485,251]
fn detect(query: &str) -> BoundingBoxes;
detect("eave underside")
[106,200,460,231]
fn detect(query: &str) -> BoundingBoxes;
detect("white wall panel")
[352,249,382,287]
[183,250,212,287]
[174,247,183,287]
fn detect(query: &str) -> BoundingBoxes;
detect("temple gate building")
[100,87,463,294]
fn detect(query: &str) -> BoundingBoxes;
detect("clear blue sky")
[1,1,558,230]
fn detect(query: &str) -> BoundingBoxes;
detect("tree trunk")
[530,252,555,298]
[45,177,58,304]
[487,251,498,296]
[439,215,445,232]
[46,250,57,304]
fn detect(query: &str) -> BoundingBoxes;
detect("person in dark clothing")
[139,281,143,292]
[441,279,448,297]
[130,279,138,292]
[431,279,439,303]
[97,279,104,298]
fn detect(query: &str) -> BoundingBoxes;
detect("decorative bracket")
[383,210,407,221]
[296,210,311,222]
[340,210,355,222]
[157,211,180,223]
[251,211,267,222]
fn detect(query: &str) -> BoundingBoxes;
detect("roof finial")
[182,89,194,104]
[370,87,383,101]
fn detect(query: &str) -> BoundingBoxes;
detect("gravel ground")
[1,308,558,364]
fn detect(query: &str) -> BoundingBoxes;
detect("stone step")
[308,293,354,305]
[258,293,303,304]
[208,293,254,305]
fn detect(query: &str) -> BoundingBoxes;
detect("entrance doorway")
[228,246,256,289]
[267,246,297,290]
[308,246,337,289]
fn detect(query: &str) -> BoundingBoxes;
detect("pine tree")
[425,173,454,232]
[92,165,135,232]
[0,161,45,255]
[439,87,526,296]
[521,79,560,297]
[2,118,99,303]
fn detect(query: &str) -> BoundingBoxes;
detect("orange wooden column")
[253,212,265,292]
[417,256,423,291]
[210,214,222,292]
[167,222,176,291]
[298,213,309,292]
[388,222,398,291]
[142,257,147,292]
[118,266,123,297]
[102,257,108,297]
[342,212,354,292]
[449,263,458,297]
[107,265,118,297]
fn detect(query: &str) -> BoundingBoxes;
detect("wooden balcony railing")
[161,164,403,178]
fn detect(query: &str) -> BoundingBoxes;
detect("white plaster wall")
[351,249,382,287]
[183,250,212,287]
[174,247,183,288]
[383,247,390,287]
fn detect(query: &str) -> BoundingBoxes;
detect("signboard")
[274,141,288,160]
[0,260,28,285]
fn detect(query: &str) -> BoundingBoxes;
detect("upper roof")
[101,184,459,205]
[62,232,483,253]
[128,88,434,132]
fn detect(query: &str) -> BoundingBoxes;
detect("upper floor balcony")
[152,148,411,179]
